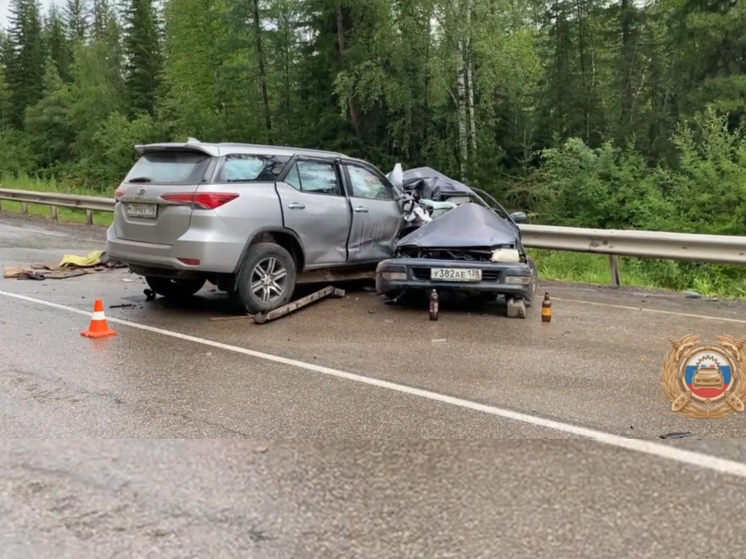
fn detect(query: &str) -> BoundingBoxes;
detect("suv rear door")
[114,147,214,245]
[275,158,352,267]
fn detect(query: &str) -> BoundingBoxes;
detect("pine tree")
[90,0,123,86]
[91,0,112,41]
[0,30,15,131]
[5,0,46,129]
[64,0,89,43]
[45,5,72,82]
[122,0,162,117]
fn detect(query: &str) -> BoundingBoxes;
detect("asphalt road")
[4,212,746,558]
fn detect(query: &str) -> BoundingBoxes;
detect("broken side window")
[346,165,394,201]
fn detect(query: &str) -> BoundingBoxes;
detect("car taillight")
[161,193,239,210]
[115,189,124,199]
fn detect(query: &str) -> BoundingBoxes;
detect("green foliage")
[538,138,671,230]
[122,0,162,117]
[45,5,71,82]
[63,0,88,43]
[24,57,74,171]
[5,0,46,129]
[0,0,744,296]
[77,111,165,190]
[666,109,746,235]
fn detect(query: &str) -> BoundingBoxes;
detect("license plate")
[430,268,482,282]
[126,203,157,218]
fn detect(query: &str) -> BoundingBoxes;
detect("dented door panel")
[342,163,402,263]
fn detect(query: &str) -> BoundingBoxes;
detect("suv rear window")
[215,154,290,183]
[124,151,211,185]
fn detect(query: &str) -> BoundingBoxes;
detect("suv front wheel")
[145,276,206,299]
[234,242,296,314]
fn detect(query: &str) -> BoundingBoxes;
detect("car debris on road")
[252,286,346,324]
[659,431,695,439]
[207,286,347,324]
[3,250,126,280]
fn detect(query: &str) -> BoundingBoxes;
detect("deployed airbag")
[397,202,519,249]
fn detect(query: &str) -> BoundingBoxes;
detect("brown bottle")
[429,289,439,321]
[541,292,552,323]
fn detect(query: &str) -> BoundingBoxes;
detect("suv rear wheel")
[234,242,296,314]
[145,276,206,299]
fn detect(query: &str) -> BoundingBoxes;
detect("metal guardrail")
[0,188,115,225]
[1,188,744,286]
[518,225,746,286]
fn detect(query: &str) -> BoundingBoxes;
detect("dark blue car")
[377,168,537,318]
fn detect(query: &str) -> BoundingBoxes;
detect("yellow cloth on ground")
[58,250,105,268]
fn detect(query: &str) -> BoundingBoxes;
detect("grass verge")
[2,173,746,299]
[0,173,114,227]
[529,249,746,299]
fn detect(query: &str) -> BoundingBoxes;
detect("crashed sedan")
[377,169,538,318]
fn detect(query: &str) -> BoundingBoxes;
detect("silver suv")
[106,140,404,313]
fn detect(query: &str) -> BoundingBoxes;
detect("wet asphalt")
[4,213,746,558]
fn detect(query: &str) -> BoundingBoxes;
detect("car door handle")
[288,202,305,210]
[354,206,369,213]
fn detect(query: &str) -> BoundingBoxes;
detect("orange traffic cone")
[81,299,117,339]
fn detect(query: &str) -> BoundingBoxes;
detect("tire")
[234,242,297,314]
[524,256,538,307]
[145,276,206,299]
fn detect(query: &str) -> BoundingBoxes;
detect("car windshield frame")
[467,186,519,226]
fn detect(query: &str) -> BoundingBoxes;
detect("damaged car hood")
[397,202,519,249]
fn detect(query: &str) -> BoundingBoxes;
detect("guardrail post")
[609,255,621,286]
[50,205,58,220]
[21,202,28,214]
[86,209,93,225]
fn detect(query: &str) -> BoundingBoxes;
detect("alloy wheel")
[250,257,288,304]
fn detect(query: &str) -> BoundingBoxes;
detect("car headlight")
[491,248,520,262]
[381,271,407,281]
[505,276,531,285]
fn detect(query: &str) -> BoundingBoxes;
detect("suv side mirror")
[510,211,528,224]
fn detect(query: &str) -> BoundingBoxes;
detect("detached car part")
[252,286,346,324]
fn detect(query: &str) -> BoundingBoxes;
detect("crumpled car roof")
[397,202,519,249]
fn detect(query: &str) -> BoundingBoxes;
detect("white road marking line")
[554,296,746,325]
[3,288,746,478]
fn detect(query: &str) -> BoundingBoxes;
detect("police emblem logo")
[661,335,746,418]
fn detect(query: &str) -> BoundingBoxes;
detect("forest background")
[0,0,744,296]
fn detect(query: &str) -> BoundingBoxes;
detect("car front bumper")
[375,257,535,301]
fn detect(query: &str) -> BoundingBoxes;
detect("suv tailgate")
[114,150,212,245]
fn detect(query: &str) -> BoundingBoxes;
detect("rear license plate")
[126,203,157,219]
[430,268,482,282]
